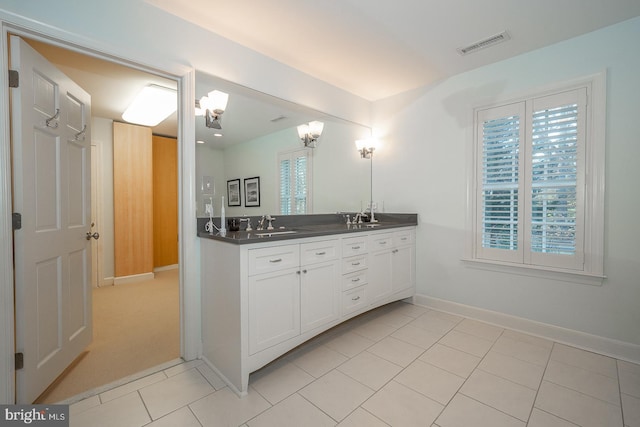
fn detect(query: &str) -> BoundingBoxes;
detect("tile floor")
[68,302,640,427]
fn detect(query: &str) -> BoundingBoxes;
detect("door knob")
[86,231,100,240]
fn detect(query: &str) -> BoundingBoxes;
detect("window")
[279,148,312,215]
[470,77,605,279]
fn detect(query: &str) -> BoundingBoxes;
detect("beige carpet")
[36,269,180,403]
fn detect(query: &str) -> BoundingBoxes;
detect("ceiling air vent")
[457,31,511,56]
[270,115,288,123]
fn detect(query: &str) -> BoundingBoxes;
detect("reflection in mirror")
[195,71,372,218]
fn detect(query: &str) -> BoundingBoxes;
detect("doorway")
[11,34,182,403]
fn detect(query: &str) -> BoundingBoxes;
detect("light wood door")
[113,122,154,277]
[152,135,178,268]
[10,35,93,403]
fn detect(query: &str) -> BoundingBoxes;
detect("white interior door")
[10,35,93,403]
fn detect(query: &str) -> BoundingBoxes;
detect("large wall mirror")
[195,71,372,218]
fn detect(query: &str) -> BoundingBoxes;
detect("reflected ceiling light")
[355,138,380,159]
[122,85,177,127]
[196,140,205,144]
[197,90,229,129]
[297,121,324,148]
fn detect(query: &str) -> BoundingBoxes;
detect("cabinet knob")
[352,296,360,301]
[315,251,326,256]
[302,269,307,274]
[269,258,282,263]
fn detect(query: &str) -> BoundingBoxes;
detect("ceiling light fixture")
[196,90,229,129]
[297,121,324,148]
[122,85,177,127]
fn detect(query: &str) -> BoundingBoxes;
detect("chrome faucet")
[257,215,266,230]
[240,217,252,231]
[265,214,276,230]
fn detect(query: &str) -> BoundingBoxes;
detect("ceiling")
[145,0,640,101]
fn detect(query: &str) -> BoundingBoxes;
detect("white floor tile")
[527,408,579,427]
[288,344,349,378]
[535,380,624,427]
[323,330,375,358]
[69,395,101,416]
[435,393,524,427]
[419,343,481,379]
[395,359,464,405]
[250,359,315,404]
[246,393,335,427]
[189,387,271,427]
[139,368,215,420]
[551,343,618,378]
[409,312,459,335]
[439,330,494,358]
[392,302,429,318]
[367,336,424,367]
[544,359,621,405]
[299,370,374,422]
[478,350,544,390]
[337,408,388,427]
[70,392,150,427]
[622,393,640,427]
[391,323,443,349]
[362,381,443,427]
[350,319,397,341]
[164,359,203,377]
[337,350,403,390]
[501,329,553,349]
[460,369,536,421]
[372,309,414,328]
[619,367,640,399]
[491,335,551,366]
[99,371,167,403]
[146,407,202,427]
[454,318,503,342]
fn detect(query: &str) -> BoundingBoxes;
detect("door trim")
[0,20,199,403]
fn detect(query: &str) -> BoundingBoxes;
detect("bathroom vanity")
[199,214,417,395]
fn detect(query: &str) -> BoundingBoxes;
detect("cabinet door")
[301,260,340,333]
[369,249,393,302]
[248,267,300,354]
[392,244,414,293]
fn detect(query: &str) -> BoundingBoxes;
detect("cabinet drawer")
[342,255,367,274]
[248,245,299,276]
[342,286,367,316]
[300,240,339,265]
[342,236,368,257]
[395,229,415,246]
[342,270,367,291]
[371,232,394,251]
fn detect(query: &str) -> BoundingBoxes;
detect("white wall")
[373,17,640,350]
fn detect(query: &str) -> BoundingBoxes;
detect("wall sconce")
[297,121,324,148]
[355,138,380,159]
[196,90,229,129]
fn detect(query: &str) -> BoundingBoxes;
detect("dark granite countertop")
[197,213,417,245]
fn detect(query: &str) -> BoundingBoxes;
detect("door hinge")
[15,353,24,370]
[8,69,19,88]
[12,213,22,230]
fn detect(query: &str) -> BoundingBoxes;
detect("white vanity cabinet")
[200,226,415,395]
[369,229,416,302]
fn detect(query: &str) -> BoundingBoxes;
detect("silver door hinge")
[15,353,24,370]
[12,213,22,230]
[8,69,19,88]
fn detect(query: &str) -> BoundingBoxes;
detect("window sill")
[461,258,606,286]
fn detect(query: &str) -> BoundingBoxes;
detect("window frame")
[278,147,313,215]
[466,72,606,284]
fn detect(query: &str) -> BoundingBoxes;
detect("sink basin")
[255,230,298,237]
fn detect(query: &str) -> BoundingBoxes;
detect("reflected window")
[279,148,312,215]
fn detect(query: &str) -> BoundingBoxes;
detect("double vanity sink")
[198,212,417,395]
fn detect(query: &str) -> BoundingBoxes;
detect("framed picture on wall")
[244,177,260,207]
[227,179,241,206]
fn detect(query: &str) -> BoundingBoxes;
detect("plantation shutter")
[476,102,525,263]
[278,148,312,215]
[527,89,586,270]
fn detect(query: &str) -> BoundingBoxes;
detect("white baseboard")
[113,272,155,286]
[414,294,640,364]
[154,264,179,272]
